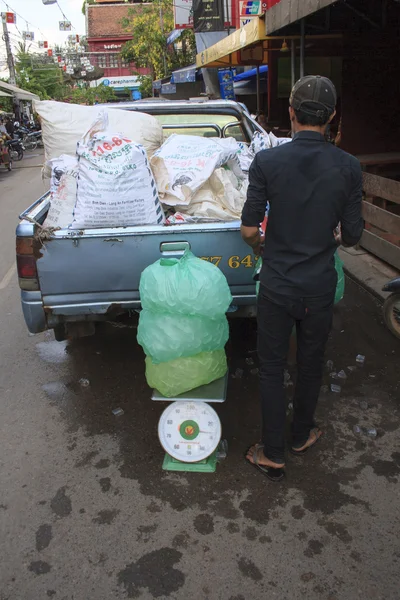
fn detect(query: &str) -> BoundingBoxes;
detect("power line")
[2,0,47,39]
[55,0,76,30]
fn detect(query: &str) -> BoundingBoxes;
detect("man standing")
[241,76,364,481]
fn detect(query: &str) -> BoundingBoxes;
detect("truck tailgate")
[37,222,257,313]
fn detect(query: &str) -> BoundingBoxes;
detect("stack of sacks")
[137,250,232,397]
[42,111,165,230]
[35,100,163,177]
[151,134,247,222]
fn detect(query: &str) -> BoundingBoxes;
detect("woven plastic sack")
[139,250,232,317]
[334,252,345,304]
[138,310,229,364]
[145,350,228,397]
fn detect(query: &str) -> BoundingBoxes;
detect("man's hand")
[253,233,265,256]
[241,225,265,255]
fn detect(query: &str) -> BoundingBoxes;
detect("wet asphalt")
[1,158,400,600]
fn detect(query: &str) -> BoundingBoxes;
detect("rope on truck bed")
[18,214,60,243]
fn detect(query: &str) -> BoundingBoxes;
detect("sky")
[1,0,86,76]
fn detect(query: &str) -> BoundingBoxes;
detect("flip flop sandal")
[245,443,285,482]
[290,428,323,456]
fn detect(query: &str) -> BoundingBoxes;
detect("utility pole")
[2,18,17,85]
[159,2,167,77]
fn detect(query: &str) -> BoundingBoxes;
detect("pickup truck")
[16,99,264,340]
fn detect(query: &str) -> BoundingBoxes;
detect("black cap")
[290,75,337,120]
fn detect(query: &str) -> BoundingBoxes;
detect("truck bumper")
[21,290,46,333]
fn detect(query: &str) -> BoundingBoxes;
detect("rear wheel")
[9,148,23,161]
[383,293,400,339]
[7,160,12,171]
[24,138,37,151]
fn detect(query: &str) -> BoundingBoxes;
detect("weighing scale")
[154,374,228,473]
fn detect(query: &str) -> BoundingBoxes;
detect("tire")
[383,293,400,340]
[53,324,67,342]
[24,138,37,151]
[7,160,12,171]
[10,148,23,161]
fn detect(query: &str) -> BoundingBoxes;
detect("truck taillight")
[17,255,37,278]
[16,236,39,291]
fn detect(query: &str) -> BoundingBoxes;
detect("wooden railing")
[361,172,400,270]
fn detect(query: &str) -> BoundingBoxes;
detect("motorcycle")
[0,144,12,171]
[382,277,400,339]
[7,138,24,161]
[15,126,41,151]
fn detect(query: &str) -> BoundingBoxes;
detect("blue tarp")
[167,29,182,46]
[233,65,268,82]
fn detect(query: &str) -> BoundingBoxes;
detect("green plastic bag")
[138,310,229,364]
[145,350,228,398]
[334,252,345,304]
[139,250,232,317]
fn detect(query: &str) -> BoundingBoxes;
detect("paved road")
[0,159,399,600]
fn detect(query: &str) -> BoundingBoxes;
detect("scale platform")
[152,374,228,403]
[162,451,218,473]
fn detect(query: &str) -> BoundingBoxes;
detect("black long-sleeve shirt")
[241,131,364,297]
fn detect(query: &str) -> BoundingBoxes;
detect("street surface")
[0,156,399,600]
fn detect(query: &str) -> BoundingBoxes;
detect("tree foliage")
[137,75,153,98]
[82,0,96,16]
[14,43,66,100]
[67,85,117,106]
[121,0,196,80]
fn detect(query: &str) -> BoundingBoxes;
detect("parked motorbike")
[382,277,400,339]
[7,138,24,161]
[15,126,41,151]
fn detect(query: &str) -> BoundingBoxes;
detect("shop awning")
[265,0,337,35]
[196,16,268,68]
[0,81,40,101]
[234,65,268,81]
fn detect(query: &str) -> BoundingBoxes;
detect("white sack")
[71,112,164,230]
[35,100,163,168]
[43,155,78,229]
[176,168,248,222]
[237,142,254,172]
[250,130,292,156]
[151,134,243,207]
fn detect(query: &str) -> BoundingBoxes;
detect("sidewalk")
[339,246,399,302]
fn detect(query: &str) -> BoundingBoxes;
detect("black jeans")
[257,284,335,464]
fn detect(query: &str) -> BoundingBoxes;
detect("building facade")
[86,0,151,91]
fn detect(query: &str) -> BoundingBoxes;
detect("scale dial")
[158,401,221,463]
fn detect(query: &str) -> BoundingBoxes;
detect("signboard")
[38,41,44,48]
[1,12,16,24]
[161,83,177,94]
[174,0,193,29]
[94,75,140,90]
[23,31,35,41]
[47,49,53,57]
[218,68,235,100]
[59,21,72,31]
[239,1,262,15]
[193,0,224,32]
[240,17,253,27]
